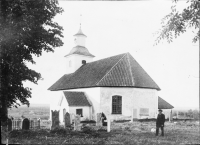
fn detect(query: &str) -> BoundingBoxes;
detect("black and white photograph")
[1,0,199,144]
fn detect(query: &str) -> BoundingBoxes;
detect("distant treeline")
[172,109,199,120]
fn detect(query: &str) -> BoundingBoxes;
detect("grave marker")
[51,110,59,129]
[22,118,30,130]
[74,115,81,131]
[64,112,71,128]
[96,113,102,126]
[70,113,75,124]
[8,118,12,131]
[30,120,34,129]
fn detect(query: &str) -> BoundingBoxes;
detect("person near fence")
[156,109,165,136]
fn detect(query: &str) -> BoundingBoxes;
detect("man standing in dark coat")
[156,109,165,136]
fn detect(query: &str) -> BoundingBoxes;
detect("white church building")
[48,26,173,125]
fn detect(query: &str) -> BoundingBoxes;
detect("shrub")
[9,130,37,138]
[82,126,100,138]
[50,127,67,135]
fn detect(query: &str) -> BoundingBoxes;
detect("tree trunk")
[1,99,8,144]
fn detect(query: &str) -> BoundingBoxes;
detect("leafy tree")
[0,0,63,142]
[187,109,194,118]
[154,0,200,45]
[192,109,199,120]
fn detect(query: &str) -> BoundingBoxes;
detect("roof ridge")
[85,53,127,65]
[128,54,161,90]
[126,53,135,86]
[95,53,128,85]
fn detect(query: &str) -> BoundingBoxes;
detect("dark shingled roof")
[65,46,95,57]
[158,96,174,109]
[48,53,160,91]
[63,91,91,106]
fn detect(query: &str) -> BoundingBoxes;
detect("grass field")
[8,121,200,144]
[8,104,50,120]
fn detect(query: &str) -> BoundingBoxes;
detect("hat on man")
[158,109,163,112]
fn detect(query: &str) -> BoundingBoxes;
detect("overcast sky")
[24,1,199,109]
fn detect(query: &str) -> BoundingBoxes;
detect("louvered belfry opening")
[112,95,122,114]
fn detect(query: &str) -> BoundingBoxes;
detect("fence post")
[107,116,110,132]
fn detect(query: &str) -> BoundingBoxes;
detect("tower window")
[82,60,86,65]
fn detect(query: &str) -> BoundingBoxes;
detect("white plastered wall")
[69,106,91,120]
[75,35,86,47]
[100,87,158,120]
[59,92,70,125]
[65,54,94,74]
[63,87,101,120]
[50,88,100,123]
[49,91,63,121]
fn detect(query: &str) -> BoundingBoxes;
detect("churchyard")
[6,106,200,144]
[7,118,200,144]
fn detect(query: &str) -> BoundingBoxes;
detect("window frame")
[112,95,122,114]
[76,109,83,117]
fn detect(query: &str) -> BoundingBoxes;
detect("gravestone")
[22,118,30,130]
[30,120,34,129]
[70,114,75,124]
[74,115,81,131]
[64,112,71,128]
[40,120,51,129]
[8,118,12,131]
[96,113,102,126]
[51,110,59,129]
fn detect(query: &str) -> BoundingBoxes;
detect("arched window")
[112,95,122,114]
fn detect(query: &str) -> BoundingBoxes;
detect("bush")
[82,126,95,134]
[9,130,36,138]
[97,128,107,132]
[82,126,100,138]
[50,127,67,135]
[9,129,50,139]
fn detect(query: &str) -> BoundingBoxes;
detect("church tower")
[65,25,95,74]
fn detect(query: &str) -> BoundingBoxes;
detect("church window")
[112,95,122,114]
[76,109,83,117]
